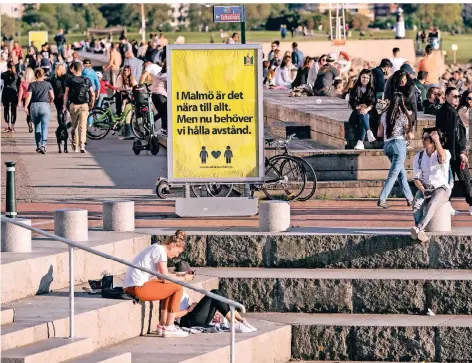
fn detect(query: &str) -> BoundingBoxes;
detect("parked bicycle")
[155,179,233,199]
[86,90,135,140]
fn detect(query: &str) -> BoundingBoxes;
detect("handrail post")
[230,306,235,363]
[69,245,75,338]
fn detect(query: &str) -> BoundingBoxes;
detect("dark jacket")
[291,67,310,88]
[371,66,386,94]
[423,99,441,115]
[348,86,376,111]
[436,102,467,160]
[50,74,67,97]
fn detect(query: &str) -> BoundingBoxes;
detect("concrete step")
[1,308,15,325]
[1,230,152,304]
[57,317,291,363]
[63,351,131,363]
[199,267,472,315]
[249,312,472,362]
[157,232,472,270]
[1,337,93,363]
[264,148,472,182]
[1,274,218,352]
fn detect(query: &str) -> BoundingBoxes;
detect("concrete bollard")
[425,201,452,232]
[1,218,32,252]
[103,200,135,232]
[259,200,291,232]
[54,209,88,241]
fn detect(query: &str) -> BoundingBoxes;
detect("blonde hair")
[164,230,186,248]
[23,67,35,83]
[55,63,66,77]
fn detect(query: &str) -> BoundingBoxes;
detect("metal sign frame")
[166,44,264,184]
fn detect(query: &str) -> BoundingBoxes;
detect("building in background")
[374,4,398,18]
[0,3,24,19]
[305,3,376,21]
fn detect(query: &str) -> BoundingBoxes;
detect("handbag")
[376,98,390,115]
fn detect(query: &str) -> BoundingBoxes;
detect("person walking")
[63,61,95,153]
[18,67,35,132]
[377,92,414,208]
[348,69,377,150]
[1,61,19,132]
[123,230,191,338]
[50,63,68,126]
[458,90,472,149]
[436,87,472,215]
[139,59,168,136]
[54,29,67,59]
[24,68,54,154]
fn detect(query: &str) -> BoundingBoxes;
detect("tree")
[83,4,107,29]
[351,14,370,31]
[187,4,213,31]
[122,4,171,31]
[415,4,463,30]
[464,3,472,28]
[98,4,125,26]
[1,15,21,36]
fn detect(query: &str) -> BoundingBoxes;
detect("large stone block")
[103,200,135,232]
[426,280,472,314]
[436,327,472,361]
[351,326,436,361]
[353,280,425,314]
[54,208,88,241]
[259,201,290,232]
[277,278,352,313]
[219,278,278,312]
[179,235,208,267]
[206,235,268,267]
[429,235,472,269]
[291,325,350,360]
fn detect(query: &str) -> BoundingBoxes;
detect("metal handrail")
[1,216,244,363]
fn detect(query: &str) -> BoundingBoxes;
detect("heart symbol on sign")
[211,151,221,159]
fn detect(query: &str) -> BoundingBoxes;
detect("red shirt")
[99,79,115,95]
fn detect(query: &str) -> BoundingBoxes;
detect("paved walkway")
[7,199,471,232]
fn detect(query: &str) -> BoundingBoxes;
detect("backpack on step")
[69,77,90,104]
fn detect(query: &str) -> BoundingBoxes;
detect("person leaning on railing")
[123,230,192,338]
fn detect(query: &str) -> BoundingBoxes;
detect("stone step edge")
[1,308,15,325]
[62,351,132,363]
[1,275,218,352]
[194,267,472,281]
[1,337,93,363]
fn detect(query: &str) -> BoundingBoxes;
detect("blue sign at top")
[213,6,244,23]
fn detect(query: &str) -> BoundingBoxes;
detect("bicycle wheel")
[131,111,150,140]
[190,184,210,197]
[262,155,306,201]
[87,108,111,140]
[289,157,317,202]
[205,183,234,197]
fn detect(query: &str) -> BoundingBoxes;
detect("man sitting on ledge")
[411,129,452,243]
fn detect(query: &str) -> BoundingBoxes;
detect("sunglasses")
[452,95,460,99]
[467,97,472,101]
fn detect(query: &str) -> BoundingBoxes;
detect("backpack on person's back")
[69,76,90,105]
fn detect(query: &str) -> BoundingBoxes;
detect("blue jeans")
[379,139,414,202]
[30,102,50,148]
[356,110,370,141]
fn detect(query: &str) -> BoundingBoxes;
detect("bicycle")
[155,179,233,199]
[86,90,135,140]
[131,84,160,156]
[264,134,317,201]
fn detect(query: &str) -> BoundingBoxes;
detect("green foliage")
[412,4,463,30]
[121,4,171,31]
[97,4,125,27]
[1,14,22,36]
[350,14,371,31]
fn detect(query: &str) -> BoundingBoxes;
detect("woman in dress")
[348,69,377,150]
[377,92,414,208]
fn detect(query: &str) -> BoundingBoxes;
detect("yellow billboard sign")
[28,31,48,47]
[167,45,263,183]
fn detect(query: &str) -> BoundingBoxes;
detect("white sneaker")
[156,325,164,337]
[451,206,460,216]
[233,321,254,333]
[366,130,376,143]
[241,319,258,332]
[163,325,189,338]
[469,206,472,216]
[353,140,365,150]
[410,227,419,240]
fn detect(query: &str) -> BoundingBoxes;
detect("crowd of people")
[0,30,176,152]
[265,39,472,224]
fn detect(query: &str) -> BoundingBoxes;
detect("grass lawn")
[19,29,472,64]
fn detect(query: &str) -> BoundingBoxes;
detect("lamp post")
[140,3,146,44]
[395,7,405,39]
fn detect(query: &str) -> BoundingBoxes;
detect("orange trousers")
[125,280,183,313]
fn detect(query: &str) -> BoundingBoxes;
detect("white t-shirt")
[145,63,167,96]
[123,244,167,288]
[413,149,451,190]
[390,57,407,73]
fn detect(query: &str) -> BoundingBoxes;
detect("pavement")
[1,106,471,232]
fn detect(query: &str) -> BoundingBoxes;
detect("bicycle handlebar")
[265,134,298,148]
